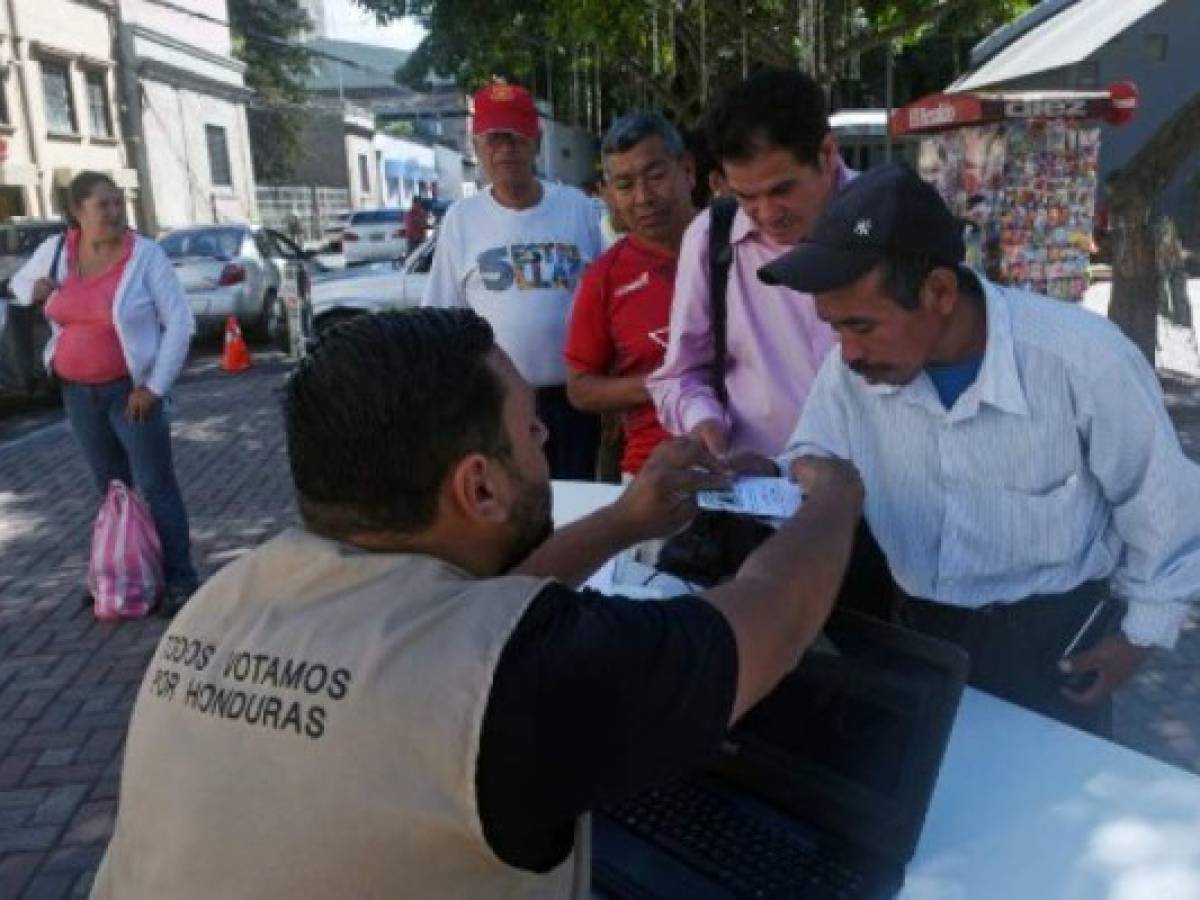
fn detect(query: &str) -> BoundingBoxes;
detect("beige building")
[0,0,139,222]
[117,0,258,233]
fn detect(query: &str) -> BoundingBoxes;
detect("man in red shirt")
[565,113,696,477]
[404,198,429,256]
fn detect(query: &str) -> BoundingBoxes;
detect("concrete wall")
[0,0,138,221]
[287,110,350,190]
[539,119,595,186]
[120,1,257,234]
[434,143,465,200]
[345,132,378,208]
[121,0,232,56]
[138,79,257,230]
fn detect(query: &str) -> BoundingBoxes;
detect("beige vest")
[91,529,589,899]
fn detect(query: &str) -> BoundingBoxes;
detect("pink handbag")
[87,480,164,620]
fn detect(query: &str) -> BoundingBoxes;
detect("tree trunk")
[1104,91,1200,361]
[1107,184,1158,362]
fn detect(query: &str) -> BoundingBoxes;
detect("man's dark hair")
[284,309,510,539]
[706,67,830,167]
[601,112,686,160]
[877,254,983,311]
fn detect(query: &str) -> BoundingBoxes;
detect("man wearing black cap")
[756,161,1200,735]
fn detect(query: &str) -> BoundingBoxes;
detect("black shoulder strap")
[708,197,738,407]
[49,234,66,281]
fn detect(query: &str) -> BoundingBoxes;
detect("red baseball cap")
[472,83,540,140]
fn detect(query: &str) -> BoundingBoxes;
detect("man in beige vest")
[92,308,863,899]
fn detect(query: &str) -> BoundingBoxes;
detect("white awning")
[951,0,1168,92]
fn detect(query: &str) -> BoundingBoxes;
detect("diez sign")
[891,83,1138,136]
[1003,98,1088,118]
[891,94,982,136]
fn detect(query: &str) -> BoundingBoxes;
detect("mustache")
[849,361,886,378]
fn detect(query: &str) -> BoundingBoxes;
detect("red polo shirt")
[565,234,675,474]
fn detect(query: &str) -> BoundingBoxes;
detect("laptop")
[592,608,968,899]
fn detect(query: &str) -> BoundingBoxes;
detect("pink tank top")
[46,231,134,384]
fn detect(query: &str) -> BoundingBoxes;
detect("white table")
[552,481,1200,900]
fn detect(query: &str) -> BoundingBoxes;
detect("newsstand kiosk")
[890,83,1137,301]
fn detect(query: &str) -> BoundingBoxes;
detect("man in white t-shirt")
[423,82,603,479]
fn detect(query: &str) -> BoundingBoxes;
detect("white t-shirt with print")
[422,181,602,387]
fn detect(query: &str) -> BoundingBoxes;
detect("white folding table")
[552,480,1200,900]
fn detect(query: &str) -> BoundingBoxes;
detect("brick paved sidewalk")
[0,353,300,898]
[0,356,1197,898]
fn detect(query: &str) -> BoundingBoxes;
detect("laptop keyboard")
[603,781,870,899]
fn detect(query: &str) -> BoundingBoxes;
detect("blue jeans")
[62,378,198,591]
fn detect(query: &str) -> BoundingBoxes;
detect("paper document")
[697,477,803,519]
[584,545,695,599]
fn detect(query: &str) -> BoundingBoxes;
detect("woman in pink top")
[19,172,197,616]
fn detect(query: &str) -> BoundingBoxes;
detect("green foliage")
[357,0,1036,129]
[229,0,314,182]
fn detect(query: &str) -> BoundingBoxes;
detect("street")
[0,348,1197,898]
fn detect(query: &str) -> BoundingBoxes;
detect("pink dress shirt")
[647,167,852,455]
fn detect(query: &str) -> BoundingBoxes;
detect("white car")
[159,225,321,343]
[342,208,406,265]
[309,236,435,336]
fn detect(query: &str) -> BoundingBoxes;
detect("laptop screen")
[713,610,966,865]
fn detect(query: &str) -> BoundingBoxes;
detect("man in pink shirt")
[647,67,851,457]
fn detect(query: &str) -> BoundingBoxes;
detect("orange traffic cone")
[220,315,252,373]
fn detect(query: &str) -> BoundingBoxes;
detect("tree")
[229,0,313,182]
[1107,92,1200,361]
[356,0,1030,128]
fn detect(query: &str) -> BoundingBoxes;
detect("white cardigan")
[10,232,195,397]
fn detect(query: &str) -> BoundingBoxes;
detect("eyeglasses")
[477,131,532,149]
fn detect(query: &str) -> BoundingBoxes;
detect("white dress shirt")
[779,275,1200,649]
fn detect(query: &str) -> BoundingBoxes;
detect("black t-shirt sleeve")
[476,584,738,873]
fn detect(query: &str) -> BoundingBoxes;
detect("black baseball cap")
[759,161,964,294]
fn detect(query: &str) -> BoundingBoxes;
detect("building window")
[1144,34,1168,62]
[40,61,76,135]
[0,74,10,126]
[205,124,233,187]
[84,71,112,138]
[358,153,370,193]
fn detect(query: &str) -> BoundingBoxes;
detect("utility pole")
[112,1,159,233]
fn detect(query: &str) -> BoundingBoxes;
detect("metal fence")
[256,186,351,246]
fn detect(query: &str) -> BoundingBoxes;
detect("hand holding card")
[697,477,803,519]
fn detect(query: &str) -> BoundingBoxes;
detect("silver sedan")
[158,225,321,343]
